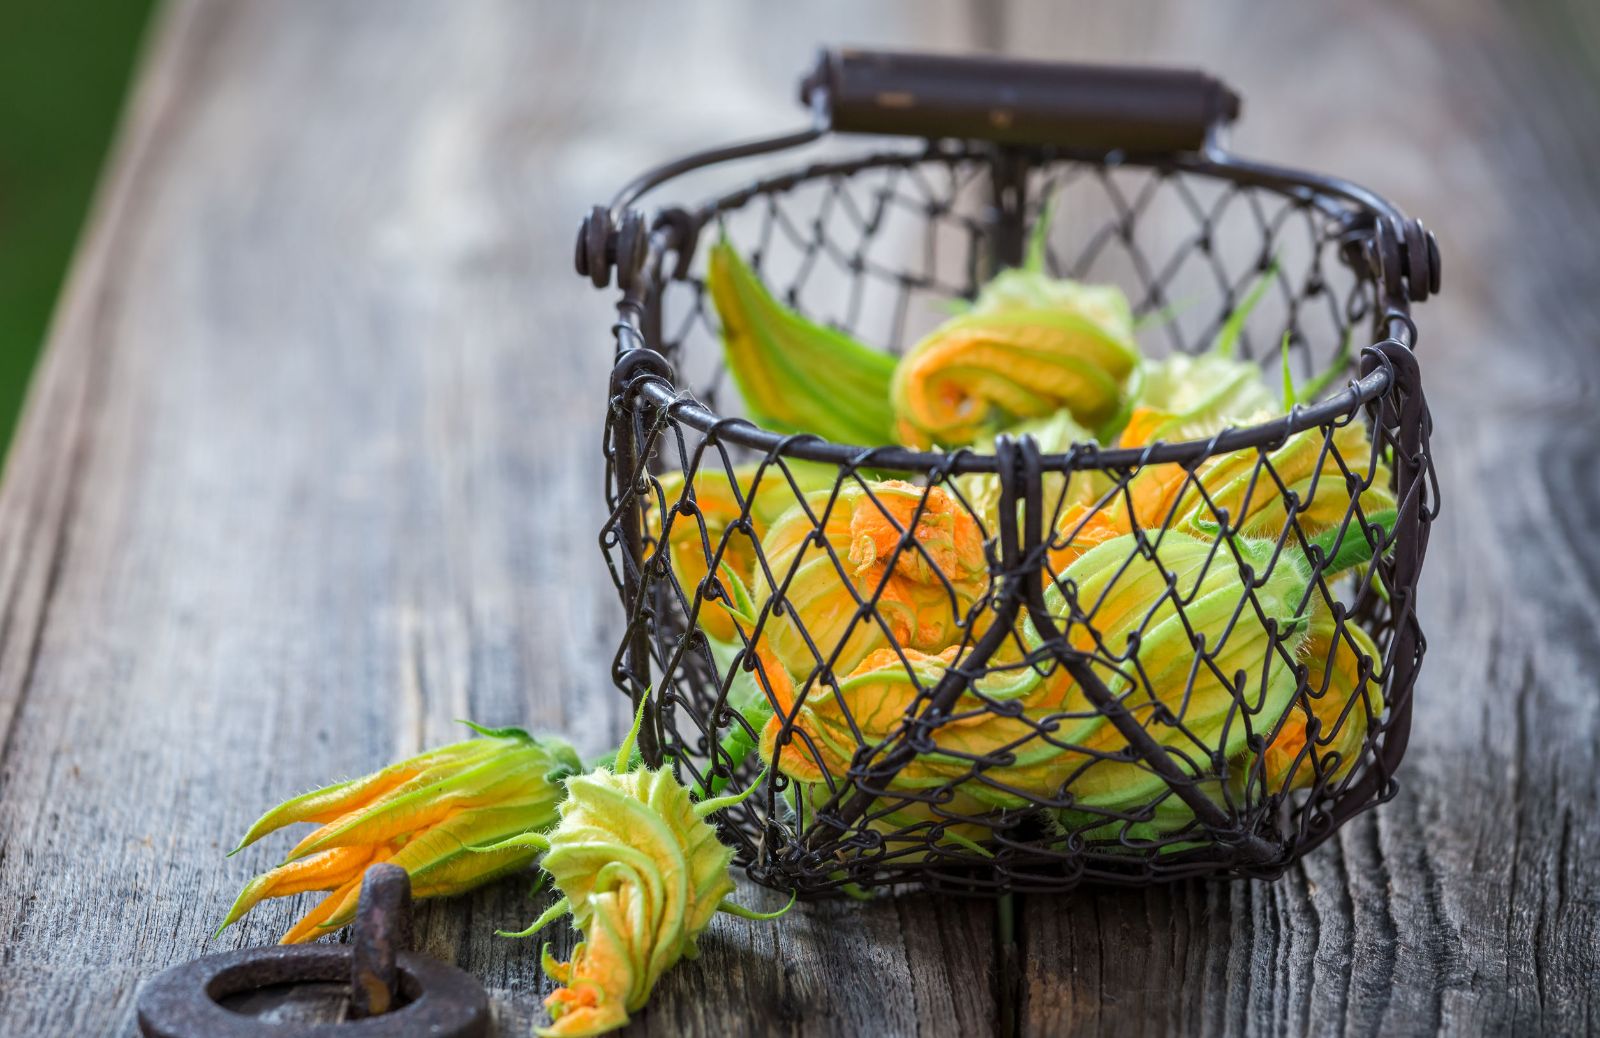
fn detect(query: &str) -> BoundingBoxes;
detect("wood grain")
[1002,1,1600,1036]
[0,1,1595,1036]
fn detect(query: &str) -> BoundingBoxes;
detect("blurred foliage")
[0,1,154,457]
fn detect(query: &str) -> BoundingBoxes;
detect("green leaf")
[708,240,897,445]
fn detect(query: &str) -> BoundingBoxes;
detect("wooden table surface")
[2,1,1597,1035]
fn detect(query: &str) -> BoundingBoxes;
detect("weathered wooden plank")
[0,1,997,1035]
[1005,1,1600,1035]
[3,0,1598,1036]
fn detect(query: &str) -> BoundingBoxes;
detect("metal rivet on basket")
[578,204,613,289]
[1403,218,1430,302]
[614,209,649,291]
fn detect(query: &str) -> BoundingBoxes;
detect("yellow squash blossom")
[708,240,897,445]
[1261,606,1384,793]
[483,717,788,1037]
[891,269,1141,449]
[1175,418,1396,539]
[220,725,580,943]
[1121,349,1278,446]
[1049,407,1392,567]
[1024,531,1310,815]
[1057,610,1385,850]
[714,575,1036,857]
[757,644,1069,810]
[645,461,834,642]
[756,480,990,679]
[1048,517,1389,851]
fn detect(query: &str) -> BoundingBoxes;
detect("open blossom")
[756,480,989,679]
[219,725,580,943]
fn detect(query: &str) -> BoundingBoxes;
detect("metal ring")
[137,944,488,1038]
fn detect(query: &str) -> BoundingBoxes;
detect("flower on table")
[219,725,580,944]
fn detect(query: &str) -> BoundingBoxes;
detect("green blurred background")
[0,2,155,458]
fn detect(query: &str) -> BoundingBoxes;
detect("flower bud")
[1262,607,1384,792]
[891,271,1140,449]
[1026,531,1310,814]
[220,726,580,944]
[1179,420,1395,540]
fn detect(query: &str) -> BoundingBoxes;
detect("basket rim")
[611,136,1419,476]
[628,361,1393,476]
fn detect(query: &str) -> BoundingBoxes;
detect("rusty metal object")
[137,864,488,1037]
[347,864,413,1018]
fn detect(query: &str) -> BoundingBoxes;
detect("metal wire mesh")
[594,143,1435,896]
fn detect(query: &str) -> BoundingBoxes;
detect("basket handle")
[800,48,1240,154]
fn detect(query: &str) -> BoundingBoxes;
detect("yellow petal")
[217,844,378,934]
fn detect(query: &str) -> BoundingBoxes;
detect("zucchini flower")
[1261,607,1384,793]
[708,240,897,445]
[1177,419,1396,540]
[756,480,990,679]
[484,716,788,1037]
[956,409,1106,534]
[1058,610,1386,851]
[757,645,1063,811]
[713,575,1031,857]
[1119,351,1278,446]
[219,725,581,943]
[645,461,833,643]
[1024,531,1310,814]
[1050,404,1392,565]
[890,269,1141,449]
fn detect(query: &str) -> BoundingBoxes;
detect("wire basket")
[582,50,1439,896]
